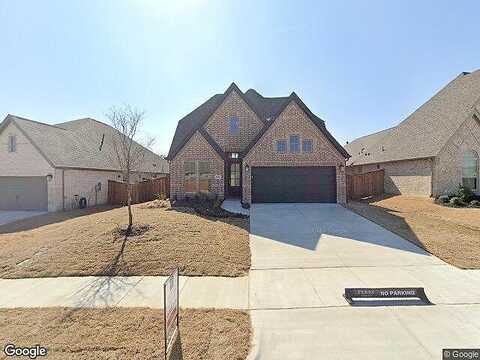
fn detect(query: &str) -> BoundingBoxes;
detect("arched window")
[462,151,478,190]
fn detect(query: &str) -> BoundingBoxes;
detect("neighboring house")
[166,83,349,205]
[345,70,480,197]
[0,115,168,211]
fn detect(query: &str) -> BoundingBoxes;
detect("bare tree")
[107,105,154,233]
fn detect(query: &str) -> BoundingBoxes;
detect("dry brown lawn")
[0,308,251,360]
[347,195,480,269]
[0,203,250,278]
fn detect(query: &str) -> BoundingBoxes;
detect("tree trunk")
[127,175,133,233]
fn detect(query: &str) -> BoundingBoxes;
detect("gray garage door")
[252,166,337,203]
[0,176,48,210]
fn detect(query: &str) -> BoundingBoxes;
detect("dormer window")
[8,135,16,152]
[229,116,239,135]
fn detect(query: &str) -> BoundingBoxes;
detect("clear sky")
[1,0,479,155]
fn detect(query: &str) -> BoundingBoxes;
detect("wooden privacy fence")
[347,169,384,200]
[108,176,170,205]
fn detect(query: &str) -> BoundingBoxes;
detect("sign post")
[164,268,179,359]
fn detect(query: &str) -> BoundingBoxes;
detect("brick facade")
[204,90,264,152]
[169,90,348,204]
[347,114,480,198]
[243,101,347,204]
[169,131,224,200]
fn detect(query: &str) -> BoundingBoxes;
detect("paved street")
[0,210,46,226]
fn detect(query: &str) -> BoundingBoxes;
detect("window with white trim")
[462,151,478,190]
[8,135,16,152]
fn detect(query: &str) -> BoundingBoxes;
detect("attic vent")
[153,163,157,167]
[99,134,105,151]
[381,146,385,152]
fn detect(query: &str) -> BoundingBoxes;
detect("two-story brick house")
[167,83,350,205]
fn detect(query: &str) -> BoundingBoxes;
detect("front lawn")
[0,201,250,278]
[0,308,251,360]
[347,195,480,269]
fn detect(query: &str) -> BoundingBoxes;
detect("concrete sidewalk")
[0,275,248,309]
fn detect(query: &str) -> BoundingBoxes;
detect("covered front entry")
[251,166,336,203]
[0,176,48,210]
[225,153,242,197]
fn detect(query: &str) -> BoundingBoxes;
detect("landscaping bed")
[347,195,480,269]
[0,308,251,360]
[0,201,250,278]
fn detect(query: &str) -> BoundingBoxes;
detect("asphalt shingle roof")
[2,115,168,173]
[346,70,480,166]
[167,83,349,159]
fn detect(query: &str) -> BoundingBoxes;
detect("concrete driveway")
[248,203,480,360]
[0,210,47,226]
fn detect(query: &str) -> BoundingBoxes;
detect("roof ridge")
[349,126,397,144]
[9,114,67,130]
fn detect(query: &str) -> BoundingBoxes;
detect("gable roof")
[346,70,480,166]
[0,114,168,173]
[167,83,349,159]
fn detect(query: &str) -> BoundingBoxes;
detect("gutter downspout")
[62,169,65,211]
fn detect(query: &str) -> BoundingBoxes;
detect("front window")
[229,116,239,135]
[289,135,300,153]
[302,139,313,153]
[276,139,287,153]
[8,135,16,152]
[184,161,197,192]
[198,161,211,192]
[462,151,478,190]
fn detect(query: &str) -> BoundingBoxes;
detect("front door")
[226,153,242,197]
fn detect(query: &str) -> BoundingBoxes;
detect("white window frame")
[461,151,478,191]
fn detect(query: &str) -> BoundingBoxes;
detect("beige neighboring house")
[167,83,350,205]
[345,70,480,197]
[0,115,168,211]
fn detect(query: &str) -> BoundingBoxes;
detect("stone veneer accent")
[204,90,264,153]
[169,131,224,200]
[242,101,347,205]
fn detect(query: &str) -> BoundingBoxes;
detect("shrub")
[449,197,463,207]
[457,186,475,203]
[469,200,480,208]
[197,191,215,202]
[437,195,450,204]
